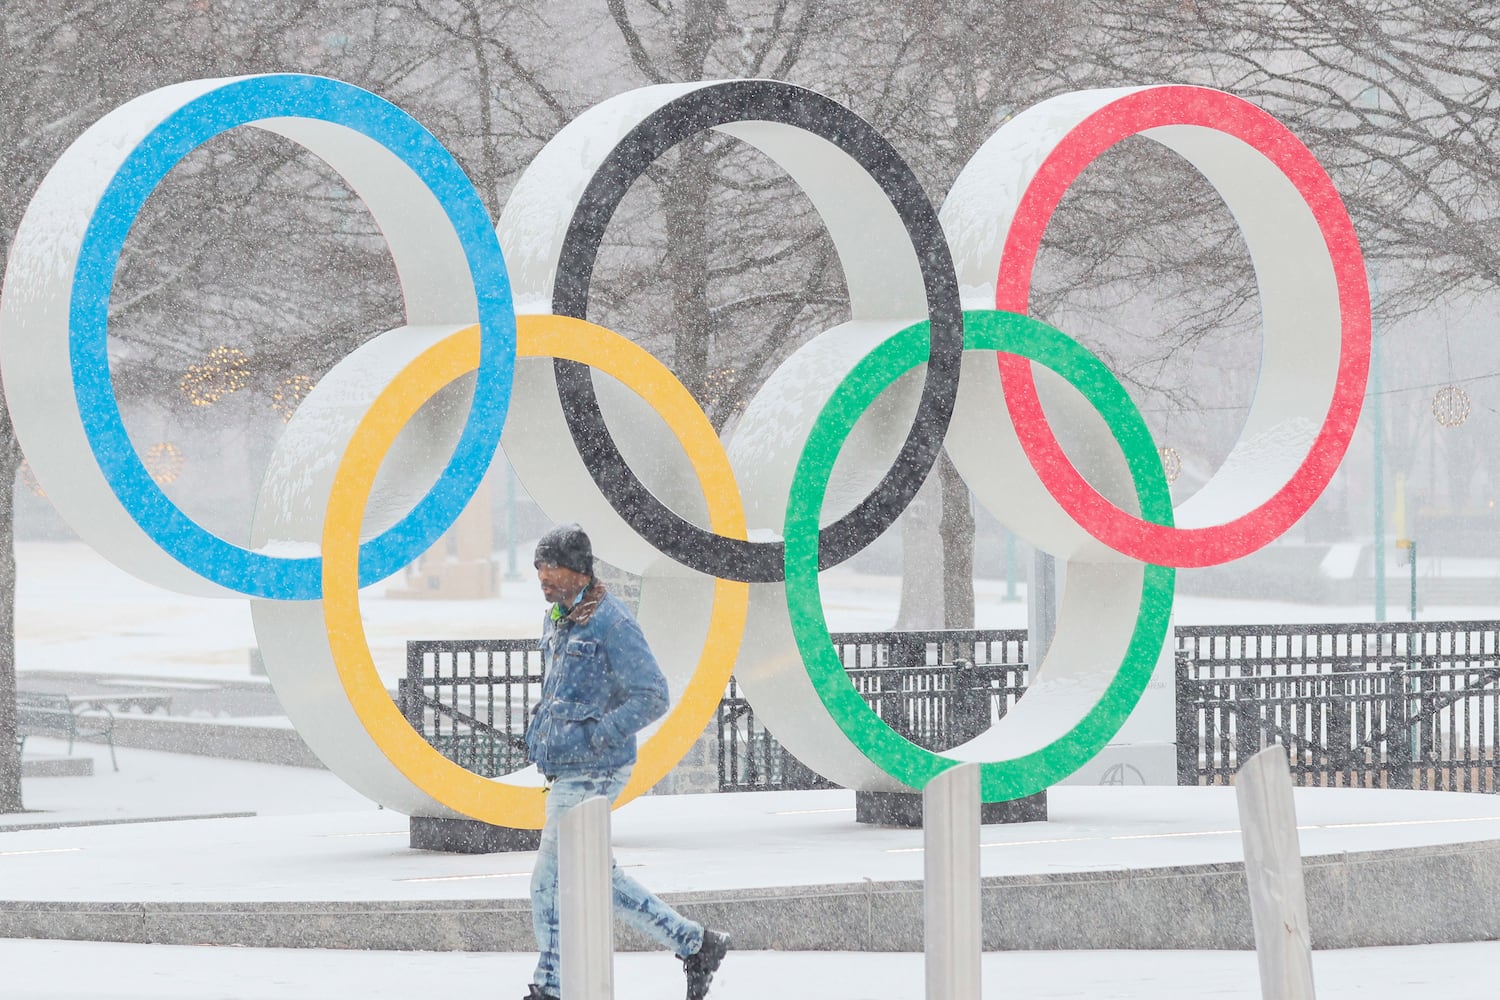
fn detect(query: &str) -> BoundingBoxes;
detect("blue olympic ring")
[69,74,515,599]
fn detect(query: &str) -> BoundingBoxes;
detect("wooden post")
[1236,744,1316,1000]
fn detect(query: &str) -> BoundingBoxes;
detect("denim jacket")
[524,590,668,777]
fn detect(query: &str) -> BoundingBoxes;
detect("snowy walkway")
[9,739,1500,903]
[2,938,1498,999]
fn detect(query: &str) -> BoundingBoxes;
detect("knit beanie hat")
[533,523,594,577]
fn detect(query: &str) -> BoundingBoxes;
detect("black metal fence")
[399,638,541,778]
[401,629,1028,791]
[402,619,1500,795]
[1176,620,1500,792]
[718,629,1029,791]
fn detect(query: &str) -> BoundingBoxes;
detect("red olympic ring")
[995,85,1371,567]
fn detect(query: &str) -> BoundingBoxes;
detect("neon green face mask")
[549,584,591,622]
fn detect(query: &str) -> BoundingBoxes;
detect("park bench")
[15,692,117,771]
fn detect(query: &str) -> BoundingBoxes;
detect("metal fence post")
[1407,627,1424,787]
[950,659,990,745]
[1236,745,1316,1000]
[560,795,613,1000]
[924,761,981,1000]
[1174,651,1197,785]
[1388,654,1414,789]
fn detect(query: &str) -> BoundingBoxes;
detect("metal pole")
[560,795,613,1000]
[1235,745,1316,1000]
[1408,541,1418,622]
[924,761,981,1000]
[1003,531,1018,601]
[1028,551,1057,666]
[1371,281,1386,622]
[1395,537,1420,771]
[505,460,521,580]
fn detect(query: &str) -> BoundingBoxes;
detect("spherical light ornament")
[272,374,316,422]
[1432,385,1470,428]
[143,442,184,485]
[180,346,250,406]
[1159,446,1183,485]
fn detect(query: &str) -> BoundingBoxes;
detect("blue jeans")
[531,765,703,994]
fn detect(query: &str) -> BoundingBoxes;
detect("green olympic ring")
[783,309,1176,801]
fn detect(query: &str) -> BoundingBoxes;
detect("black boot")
[682,929,730,1000]
[525,985,559,1000]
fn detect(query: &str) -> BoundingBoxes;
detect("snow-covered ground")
[7,735,374,827]
[11,751,1500,902]
[9,737,1500,999]
[4,937,1499,1000]
[8,541,1500,998]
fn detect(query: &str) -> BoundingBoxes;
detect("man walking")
[524,523,729,1000]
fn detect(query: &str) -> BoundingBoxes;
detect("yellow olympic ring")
[319,315,749,828]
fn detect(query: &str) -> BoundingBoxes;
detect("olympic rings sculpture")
[0,75,1368,825]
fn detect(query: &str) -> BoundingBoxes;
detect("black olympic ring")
[550,79,964,583]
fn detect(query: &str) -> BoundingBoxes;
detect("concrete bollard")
[1236,744,1316,1000]
[923,761,981,1000]
[560,794,613,1000]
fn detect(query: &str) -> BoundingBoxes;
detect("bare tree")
[0,2,194,813]
[1085,0,1499,311]
[817,0,1086,626]
[0,0,386,810]
[582,2,1124,626]
[1072,0,1500,539]
[586,1,844,420]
